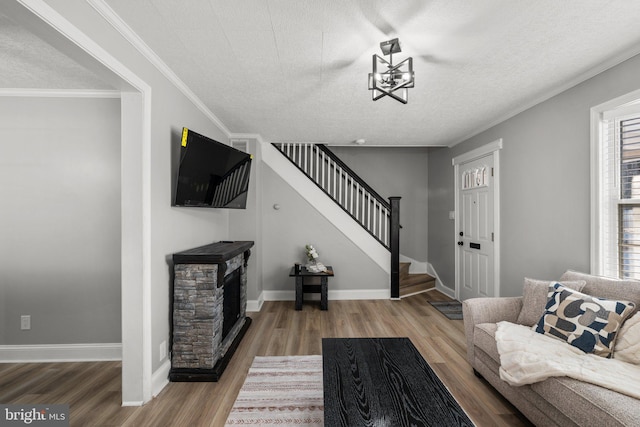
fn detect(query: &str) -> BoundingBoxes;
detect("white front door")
[458,155,495,300]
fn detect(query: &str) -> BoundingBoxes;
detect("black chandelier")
[368,38,415,104]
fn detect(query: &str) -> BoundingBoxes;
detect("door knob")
[459,231,464,236]
[458,241,463,246]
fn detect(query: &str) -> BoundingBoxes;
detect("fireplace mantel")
[169,240,254,382]
[172,240,253,264]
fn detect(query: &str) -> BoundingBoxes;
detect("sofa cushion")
[614,312,640,364]
[517,278,586,326]
[473,349,577,427]
[473,323,500,363]
[534,283,636,357]
[560,270,640,316]
[531,375,640,427]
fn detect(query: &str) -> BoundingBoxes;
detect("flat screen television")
[173,127,252,208]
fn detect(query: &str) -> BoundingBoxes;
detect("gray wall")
[0,96,121,344]
[428,53,640,296]
[427,147,456,290]
[329,146,430,262]
[229,138,263,302]
[150,93,231,373]
[43,1,236,373]
[261,165,388,294]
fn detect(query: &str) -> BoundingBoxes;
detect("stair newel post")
[389,197,401,299]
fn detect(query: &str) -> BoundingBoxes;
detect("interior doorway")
[7,0,153,404]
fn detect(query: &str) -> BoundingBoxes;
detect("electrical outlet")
[20,315,31,330]
[159,340,167,361]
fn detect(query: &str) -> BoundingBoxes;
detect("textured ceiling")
[5,1,640,146]
[0,11,113,90]
[102,0,640,146]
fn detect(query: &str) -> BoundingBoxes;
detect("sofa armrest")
[462,297,523,365]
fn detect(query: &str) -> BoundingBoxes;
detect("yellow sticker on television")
[181,128,189,147]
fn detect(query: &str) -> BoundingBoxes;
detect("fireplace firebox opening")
[222,268,241,341]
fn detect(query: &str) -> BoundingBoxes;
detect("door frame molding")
[15,0,154,404]
[452,139,503,300]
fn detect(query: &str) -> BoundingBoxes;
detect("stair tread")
[399,273,435,297]
[400,273,434,283]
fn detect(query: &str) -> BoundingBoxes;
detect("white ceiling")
[5,1,640,146]
[0,11,113,90]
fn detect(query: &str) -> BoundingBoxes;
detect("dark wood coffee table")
[322,337,474,426]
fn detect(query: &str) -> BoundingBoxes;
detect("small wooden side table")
[289,265,334,310]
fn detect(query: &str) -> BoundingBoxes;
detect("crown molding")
[87,0,231,137]
[0,88,120,98]
[448,46,640,148]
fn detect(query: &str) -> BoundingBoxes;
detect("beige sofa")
[462,270,640,426]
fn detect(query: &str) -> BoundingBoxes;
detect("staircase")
[271,142,402,297]
[399,262,436,298]
[270,142,437,300]
[272,143,394,248]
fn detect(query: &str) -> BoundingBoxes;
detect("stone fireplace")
[169,241,253,381]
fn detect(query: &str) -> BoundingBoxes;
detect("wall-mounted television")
[173,127,252,208]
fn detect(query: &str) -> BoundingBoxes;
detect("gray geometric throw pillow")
[534,283,636,358]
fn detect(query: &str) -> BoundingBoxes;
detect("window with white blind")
[592,95,640,279]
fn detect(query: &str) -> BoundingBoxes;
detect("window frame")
[591,89,640,278]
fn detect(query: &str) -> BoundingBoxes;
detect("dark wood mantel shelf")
[172,240,254,264]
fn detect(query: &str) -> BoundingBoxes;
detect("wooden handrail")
[315,144,391,211]
[273,142,393,249]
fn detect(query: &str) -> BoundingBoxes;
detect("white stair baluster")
[338,166,341,204]
[349,179,354,216]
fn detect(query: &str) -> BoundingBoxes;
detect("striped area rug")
[225,355,324,426]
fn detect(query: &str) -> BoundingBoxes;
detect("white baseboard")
[121,400,144,407]
[331,289,390,300]
[427,263,456,299]
[262,289,390,301]
[435,284,455,299]
[0,343,122,363]
[152,359,171,398]
[246,291,264,312]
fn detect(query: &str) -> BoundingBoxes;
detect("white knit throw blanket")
[495,321,640,399]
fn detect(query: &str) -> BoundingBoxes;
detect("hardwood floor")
[0,292,532,426]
